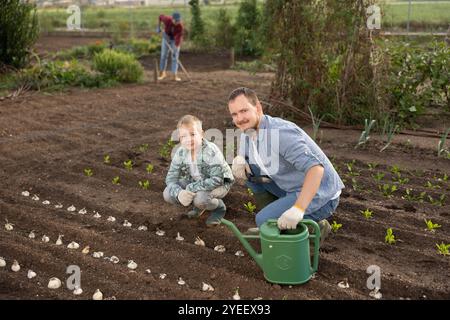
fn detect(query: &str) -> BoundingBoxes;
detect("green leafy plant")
[367,162,378,170]
[104,154,111,164]
[437,128,450,158]
[425,180,440,189]
[428,194,446,206]
[379,184,397,198]
[360,209,373,220]
[380,117,399,152]
[159,138,176,160]
[146,164,154,174]
[139,180,150,190]
[346,160,359,177]
[308,106,325,142]
[84,168,93,177]
[138,143,149,153]
[402,188,416,201]
[436,243,450,256]
[123,160,133,171]
[243,201,256,214]
[424,219,441,233]
[93,49,143,83]
[417,191,427,203]
[390,165,401,178]
[331,221,342,233]
[351,178,360,192]
[355,119,376,149]
[385,228,396,245]
[112,176,120,185]
[393,176,409,185]
[372,172,385,182]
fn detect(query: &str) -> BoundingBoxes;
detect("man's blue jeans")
[246,164,339,227]
[160,36,180,74]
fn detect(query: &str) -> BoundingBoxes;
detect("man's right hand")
[232,156,250,180]
[178,190,196,206]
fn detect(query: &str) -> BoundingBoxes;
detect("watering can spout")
[221,219,264,270]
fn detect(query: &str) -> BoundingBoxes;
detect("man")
[228,87,345,244]
[157,12,183,81]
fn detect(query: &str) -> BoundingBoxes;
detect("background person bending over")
[157,12,183,81]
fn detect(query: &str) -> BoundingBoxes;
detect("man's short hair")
[177,114,202,131]
[228,87,259,107]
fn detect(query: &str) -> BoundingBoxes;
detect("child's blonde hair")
[177,115,203,131]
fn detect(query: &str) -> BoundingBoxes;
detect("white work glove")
[277,205,305,230]
[178,190,196,207]
[232,155,251,180]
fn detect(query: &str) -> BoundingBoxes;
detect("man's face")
[228,94,262,132]
[178,124,203,151]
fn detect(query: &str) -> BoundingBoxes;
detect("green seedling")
[436,243,450,256]
[380,122,399,152]
[331,221,342,233]
[351,178,360,191]
[436,173,448,182]
[104,154,111,164]
[437,128,450,158]
[146,164,154,174]
[159,138,176,160]
[385,228,396,245]
[417,191,427,203]
[428,194,446,206]
[425,180,440,189]
[367,162,378,170]
[394,176,409,185]
[372,172,385,182]
[424,219,441,233]
[379,184,397,198]
[355,119,376,149]
[139,180,150,190]
[360,209,373,219]
[138,143,149,153]
[247,188,254,197]
[112,176,120,185]
[390,165,401,178]
[124,160,133,171]
[402,188,415,201]
[308,106,325,142]
[84,168,93,177]
[243,202,256,214]
[346,160,360,177]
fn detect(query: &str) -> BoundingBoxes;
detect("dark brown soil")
[0,36,449,300]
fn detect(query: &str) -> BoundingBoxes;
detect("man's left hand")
[277,205,305,230]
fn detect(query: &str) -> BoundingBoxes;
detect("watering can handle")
[302,219,320,273]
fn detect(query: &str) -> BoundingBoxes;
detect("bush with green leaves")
[93,49,143,83]
[234,0,263,57]
[213,8,235,49]
[189,0,208,47]
[0,0,39,68]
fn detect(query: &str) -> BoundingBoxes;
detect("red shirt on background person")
[159,13,183,47]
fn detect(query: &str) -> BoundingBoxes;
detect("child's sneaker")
[206,200,226,226]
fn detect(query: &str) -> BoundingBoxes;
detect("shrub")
[189,0,206,46]
[234,0,263,57]
[213,9,235,49]
[0,0,39,68]
[93,49,143,83]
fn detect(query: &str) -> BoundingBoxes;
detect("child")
[163,115,234,226]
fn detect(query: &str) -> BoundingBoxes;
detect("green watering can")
[221,218,320,285]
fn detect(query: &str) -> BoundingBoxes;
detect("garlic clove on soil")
[109,256,119,264]
[82,246,90,254]
[42,200,50,205]
[48,277,62,289]
[214,245,226,253]
[194,236,205,247]
[54,203,63,209]
[177,277,186,285]
[0,257,6,267]
[159,273,167,279]
[93,289,103,300]
[145,269,152,274]
[107,216,116,222]
[67,205,76,212]
[127,260,137,270]
[55,235,64,246]
[67,241,80,249]
[32,195,40,201]
[175,232,184,241]
[73,287,83,295]
[78,208,87,215]
[92,252,104,259]
[202,282,214,292]
[41,235,50,243]
[21,191,30,197]
[5,222,14,231]
[338,280,350,289]
[369,287,382,300]
[11,260,20,272]
[122,220,132,227]
[233,288,241,300]
[27,270,37,279]
[138,225,148,231]
[235,250,244,257]
[93,211,101,219]
[155,229,165,236]
[28,231,36,239]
